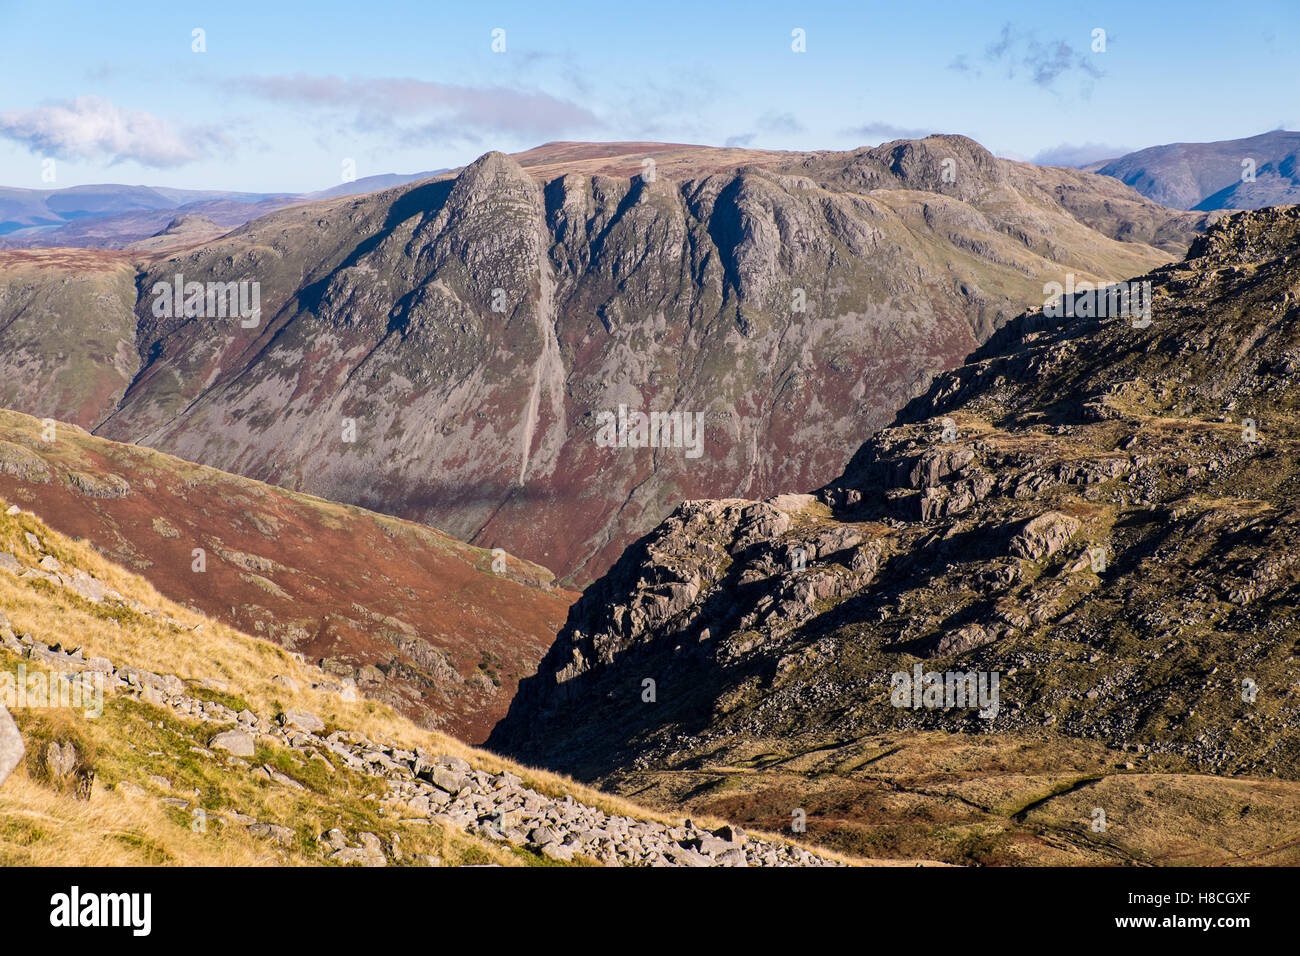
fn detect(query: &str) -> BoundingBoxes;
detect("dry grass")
[0,498,865,866]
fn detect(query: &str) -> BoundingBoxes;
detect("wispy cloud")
[230,74,602,141]
[953,23,1104,94]
[722,112,807,149]
[757,112,805,135]
[0,96,218,167]
[1031,141,1130,167]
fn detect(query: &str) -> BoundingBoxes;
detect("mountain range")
[0,171,447,250]
[8,130,1292,253]
[4,134,1300,868]
[0,136,1202,588]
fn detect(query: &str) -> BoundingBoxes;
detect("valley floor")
[605,731,1300,866]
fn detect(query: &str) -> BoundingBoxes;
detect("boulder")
[528,826,557,846]
[209,729,255,758]
[282,709,325,734]
[248,823,296,847]
[45,740,77,781]
[429,768,468,794]
[1009,511,1081,561]
[0,704,23,788]
[935,623,996,656]
[541,842,574,861]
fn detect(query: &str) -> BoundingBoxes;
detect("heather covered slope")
[0,136,1198,586]
[487,206,1300,864]
[0,408,574,742]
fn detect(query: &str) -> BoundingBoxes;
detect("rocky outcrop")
[490,206,1300,788]
[1009,511,1080,561]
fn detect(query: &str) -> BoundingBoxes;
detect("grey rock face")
[210,729,256,758]
[490,205,1300,789]
[282,709,325,734]
[0,703,23,788]
[1009,511,1081,561]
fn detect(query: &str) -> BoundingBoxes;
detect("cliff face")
[2,137,1196,585]
[489,206,1300,792]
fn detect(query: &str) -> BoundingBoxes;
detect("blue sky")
[0,0,1296,192]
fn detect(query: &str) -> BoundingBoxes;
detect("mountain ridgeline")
[0,136,1202,586]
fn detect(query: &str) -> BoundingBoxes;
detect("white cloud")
[0,96,210,167]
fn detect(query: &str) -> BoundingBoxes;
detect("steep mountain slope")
[1086,131,1300,211]
[0,502,861,867]
[0,249,141,427]
[0,136,1199,585]
[0,408,574,742]
[488,206,1300,864]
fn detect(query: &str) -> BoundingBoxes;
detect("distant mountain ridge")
[0,183,283,235]
[1083,131,1300,211]
[0,174,447,250]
